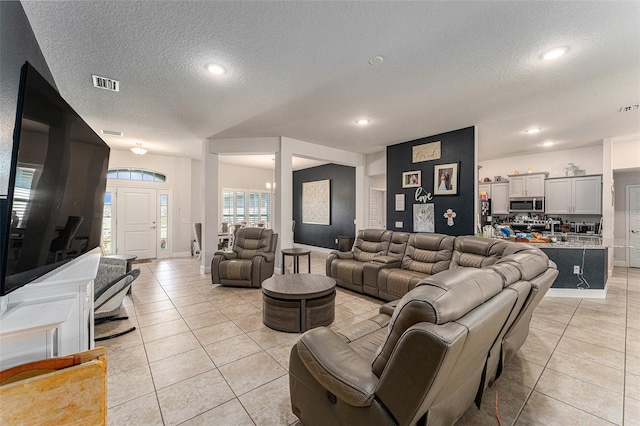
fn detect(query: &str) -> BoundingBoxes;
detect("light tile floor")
[98,252,640,425]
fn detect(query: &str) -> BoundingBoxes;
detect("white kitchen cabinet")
[508,173,547,198]
[545,175,602,215]
[491,182,510,214]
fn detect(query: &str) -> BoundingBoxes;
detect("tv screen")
[0,62,110,296]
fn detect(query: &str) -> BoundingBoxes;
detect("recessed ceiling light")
[525,128,541,134]
[207,64,225,75]
[369,56,384,66]
[542,47,567,60]
[356,119,370,125]
[543,141,554,147]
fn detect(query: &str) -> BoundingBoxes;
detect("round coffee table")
[262,274,336,333]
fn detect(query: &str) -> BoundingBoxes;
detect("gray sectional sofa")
[290,229,558,425]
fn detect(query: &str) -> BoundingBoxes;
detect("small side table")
[281,248,311,274]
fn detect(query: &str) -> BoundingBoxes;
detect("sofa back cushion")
[400,233,454,274]
[353,229,392,262]
[387,232,410,260]
[451,236,509,268]
[372,267,504,376]
[234,228,274,259]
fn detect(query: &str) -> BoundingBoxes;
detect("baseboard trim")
[172,251,192,258]
[546,288,606,299]
[200,265,211,274]
[614,260,627,267]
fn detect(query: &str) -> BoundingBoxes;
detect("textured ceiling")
[21,1,640,164]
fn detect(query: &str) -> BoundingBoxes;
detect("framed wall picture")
[402,170,421,188]
[413,203,435,232]
[302,179,331,224]
[395,193,405,211]
[433,162,459,195]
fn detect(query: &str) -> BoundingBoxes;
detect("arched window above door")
[107,168,166,182]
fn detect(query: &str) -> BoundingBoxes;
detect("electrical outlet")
[335,239,338,244]
[573,265,580,274]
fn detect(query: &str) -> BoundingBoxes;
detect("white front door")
[629,185,640,268]
[116,187,157,259]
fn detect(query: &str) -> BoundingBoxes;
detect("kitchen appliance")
[577,222,596,233]
[509,218,547,232]
[509,198,544,213]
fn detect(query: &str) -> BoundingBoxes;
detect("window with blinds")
[11,167,37,227]
[221,189,271,226]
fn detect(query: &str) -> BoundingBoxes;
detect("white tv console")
[0,249,100,370]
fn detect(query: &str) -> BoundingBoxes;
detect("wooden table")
[262,274,336,333]
[281,248,311,274]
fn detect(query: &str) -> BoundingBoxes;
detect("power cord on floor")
[576,248,591,290]
[495,383,502,426]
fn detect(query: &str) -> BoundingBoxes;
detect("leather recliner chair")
[211,227,278,287]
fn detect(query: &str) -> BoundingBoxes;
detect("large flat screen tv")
[0,62,110,296]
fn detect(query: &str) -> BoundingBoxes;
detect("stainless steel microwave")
[509,198,544,212]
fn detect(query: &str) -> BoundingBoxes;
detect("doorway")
[103,186,169,259]
[370,188,386,229]
[628,185,640,268]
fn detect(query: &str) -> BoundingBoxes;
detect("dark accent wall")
[387,126,475,236]
[293,164,355,249]
[1,1,57,194]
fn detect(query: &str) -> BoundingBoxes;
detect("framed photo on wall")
[302,179,331,224]
[433,162,459,195]
[402,170,421,188]
[413,203,435,232]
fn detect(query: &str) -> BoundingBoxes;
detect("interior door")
[116,187,157,259]
[629,185,640,268]
[370,189,386,229]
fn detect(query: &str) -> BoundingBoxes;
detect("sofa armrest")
[296,327,379,407]
[371,255,400,265]
[330,250,355,260]
[363,258,401,287]
[378,300,398,316]
[214,251,238,260]
[254,252,274,262]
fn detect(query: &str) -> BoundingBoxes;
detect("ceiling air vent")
[92,75,120,92]
[101,129,123,137]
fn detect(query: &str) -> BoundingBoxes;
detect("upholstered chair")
[211,227,278,287]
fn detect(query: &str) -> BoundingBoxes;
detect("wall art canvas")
[402,170,421,188]
[413,203,435,232]
[433,162,459,195]
[412,141,441,163]
[302,179,331,225]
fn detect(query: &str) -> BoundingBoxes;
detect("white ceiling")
[21,1,640,166]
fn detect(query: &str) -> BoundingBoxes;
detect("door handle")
[632,230,639,234]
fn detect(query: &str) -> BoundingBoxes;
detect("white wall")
[613,138,640,171]
[479,145,603,180]
[613,171,640,265]
[219,163,273,192]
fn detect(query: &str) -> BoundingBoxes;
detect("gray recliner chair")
[211,227,278,287]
